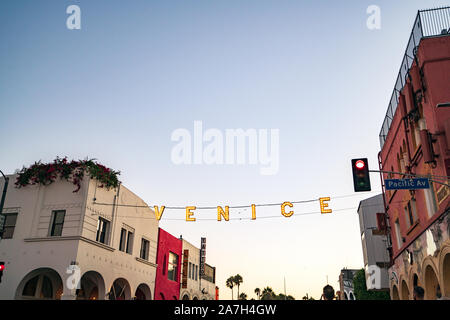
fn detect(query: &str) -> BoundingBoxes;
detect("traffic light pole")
[0,170,9,239]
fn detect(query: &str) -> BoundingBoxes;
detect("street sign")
[384,178,430,190]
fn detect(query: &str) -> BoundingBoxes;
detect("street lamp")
[0,170,9,239]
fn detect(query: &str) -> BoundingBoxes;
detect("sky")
[1,0,449,300]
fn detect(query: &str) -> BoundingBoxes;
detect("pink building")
[154,228,182,300]
[379,7,450,300]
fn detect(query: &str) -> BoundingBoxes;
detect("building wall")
[380,35,450,299]
[154,228,182,300]
[358,194,390,290]
[338,269,358,300]
[180,239,201,300]
[0,174,159,300]
[179,239,217,300]
[73,179,159,300]
[201,264,216,300]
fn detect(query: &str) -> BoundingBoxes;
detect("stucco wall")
[154,228,182,300]
[0,174,159,300]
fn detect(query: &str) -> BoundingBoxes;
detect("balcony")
[379,7,450,149]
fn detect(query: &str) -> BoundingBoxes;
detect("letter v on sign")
[154,206,165,220]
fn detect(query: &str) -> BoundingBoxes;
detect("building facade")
[0,174,159,300]
[154,228,182,300]
[357,194,390,291]
[378,7,450,300]
[338,269,358,300]
[180,238,217,300]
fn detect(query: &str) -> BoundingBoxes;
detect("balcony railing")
[379,7,450,149]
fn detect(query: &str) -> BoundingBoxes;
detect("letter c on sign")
[281,202,294,217]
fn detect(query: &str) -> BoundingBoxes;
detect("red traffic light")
[355,160,365,170]
[0,264,4,271]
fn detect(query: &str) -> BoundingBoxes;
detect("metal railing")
[379,7,450,149]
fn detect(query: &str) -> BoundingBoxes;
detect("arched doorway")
[193,296,198,300]
[424,265,440,300]
[182,293,190,300]
[413,274,420,287]
[108,278,131,300]
[401,280,410,300]
[15,268,63,300]
[442,253,450,297]
[76,271,106,300]
[135,284,151,300]
[344,292,348,300]
[349,292,355,300]
[392,285,400,300]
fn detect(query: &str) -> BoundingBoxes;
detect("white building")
[180,239,216,300]
[0,174,159,300]
[357,194,390,291]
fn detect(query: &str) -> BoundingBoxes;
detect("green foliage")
[233,274,243,297]
[226,276,235,300]
[15,157,120,193]
[260,286,295,300]
[353,269,390,300]
[239,292,247,300]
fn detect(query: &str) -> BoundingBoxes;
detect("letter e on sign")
[319,197,332,214]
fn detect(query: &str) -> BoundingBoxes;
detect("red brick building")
[379,7,450,300]
[154,228,182,300]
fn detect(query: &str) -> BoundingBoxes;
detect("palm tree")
[239,292,247,300]
[261,287,274,300]
[233,274,243,298]
[254,288,261,300]
[226,277,235,300]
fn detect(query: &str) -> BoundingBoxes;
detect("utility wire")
[92,190,382,210]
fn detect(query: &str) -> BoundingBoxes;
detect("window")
[404,199,418,228]
[119,228,127,251]
[119,228,134,254]
[195,265,198,281]
[140,238,150,260]
[0,213,18,239]
[126,231,134,254]
[394,219,402,250]
[49,210,65,236]
[410,122,418,150]
[167,252,179,281]
[424,182,438,218]
[189,262,192,279]
[96,218,110,244]
[397,154,402,174]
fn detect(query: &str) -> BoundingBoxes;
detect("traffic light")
[0,262,4,283]
[351,158,371,192]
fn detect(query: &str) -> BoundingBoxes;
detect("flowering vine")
[15,157,120,192]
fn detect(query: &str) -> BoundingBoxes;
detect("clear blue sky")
[1,0,448,299]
